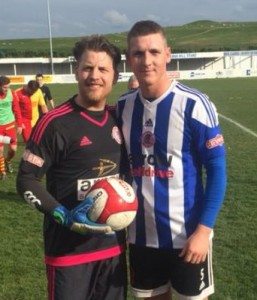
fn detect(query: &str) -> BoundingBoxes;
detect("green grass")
[1,21,257,57]
[1,78,257,299]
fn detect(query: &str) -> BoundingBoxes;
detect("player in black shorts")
[17,35,127,300]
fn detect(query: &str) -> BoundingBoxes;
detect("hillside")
[0,20,256,58]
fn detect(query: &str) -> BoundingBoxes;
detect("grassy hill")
[0,20,257,57]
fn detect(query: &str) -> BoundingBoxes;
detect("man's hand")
[17,126,23,135]
[71,197,113,234]
[52,199,113,235]
[179,224,212,264]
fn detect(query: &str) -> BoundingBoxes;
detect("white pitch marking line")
[219,113,257,138]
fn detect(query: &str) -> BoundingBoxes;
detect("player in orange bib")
[16,80,48,142]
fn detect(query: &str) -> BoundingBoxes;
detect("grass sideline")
[0,78,257,299]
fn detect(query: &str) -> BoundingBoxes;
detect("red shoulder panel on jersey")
[31,102,73,144]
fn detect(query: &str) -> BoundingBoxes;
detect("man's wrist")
[52,205,70,226]
[196,224,212,236]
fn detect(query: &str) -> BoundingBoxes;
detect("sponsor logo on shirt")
[22,149,44,167]
[77,173,119,201]
[112,126,122,144]
[93,159,117,177]
[129,154,174,179]
[24,191,41,208]
[144,119,153,127]
[80,136,92,146]
[131,167,174,178]
[206,134,224,149]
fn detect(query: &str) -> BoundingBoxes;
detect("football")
[87,178,138,231]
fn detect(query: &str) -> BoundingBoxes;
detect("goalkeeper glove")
[52,198,113,234]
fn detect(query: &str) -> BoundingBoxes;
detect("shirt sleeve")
[200,155,227,228]
[45,86,52,101]
[190,97,226,163]
[38,89,46,107]
[190,96,227,228]
[11,90,23,127]
[16,120,61,214]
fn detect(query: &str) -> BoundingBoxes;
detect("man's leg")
[5,125,18,173]
[0,145,6,179]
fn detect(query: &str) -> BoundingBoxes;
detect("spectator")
[127,74,139,91]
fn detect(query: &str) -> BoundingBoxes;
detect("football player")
[117,20,227,300]
[17,36,127,300]
[0,76,23,179]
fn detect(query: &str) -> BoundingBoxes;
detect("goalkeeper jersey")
[117,80,226,250]
[17,96,126,264]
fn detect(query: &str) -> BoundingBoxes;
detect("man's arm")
[11,90,23,133]
[16,125,112,234]
[45,86,55,109]
[38,89,49,114]
[180,155,227,264]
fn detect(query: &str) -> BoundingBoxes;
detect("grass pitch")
[0,78,257,299]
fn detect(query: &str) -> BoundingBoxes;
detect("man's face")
[128,33,171,88]
[36,76,44,87]
[75,50,116,108]
[0,84,9,94]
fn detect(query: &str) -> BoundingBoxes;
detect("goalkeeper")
[17,36,127,300]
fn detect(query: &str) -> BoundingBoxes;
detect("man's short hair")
[127,20,167,48]
[0,75,10,86]
[36,73,43,78]
[73,35,121,73]
[27,80,39,95]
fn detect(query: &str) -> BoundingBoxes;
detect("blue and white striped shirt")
[117,80,226,249]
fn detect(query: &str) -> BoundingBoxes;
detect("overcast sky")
[0,0,256,40]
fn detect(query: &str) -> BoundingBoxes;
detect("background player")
[117,20,227,300]
[36,73,55,110]
[16,80,48,142]
[17,35,127,300]
[127,74,139,91]
[0,75,23,179]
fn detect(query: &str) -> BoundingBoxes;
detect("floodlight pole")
[46,0,54,74]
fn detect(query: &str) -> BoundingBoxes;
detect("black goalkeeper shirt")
[17,96,126,260]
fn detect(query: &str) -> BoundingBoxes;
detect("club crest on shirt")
[112,126,122,144]
[206,134,224,149]
[141,131,155,148]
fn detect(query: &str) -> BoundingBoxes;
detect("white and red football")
[87,178,138,231]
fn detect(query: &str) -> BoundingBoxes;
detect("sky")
[0,0,256,40]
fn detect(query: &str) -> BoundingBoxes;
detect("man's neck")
[141,79,172,100]
[75,95,106,111]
